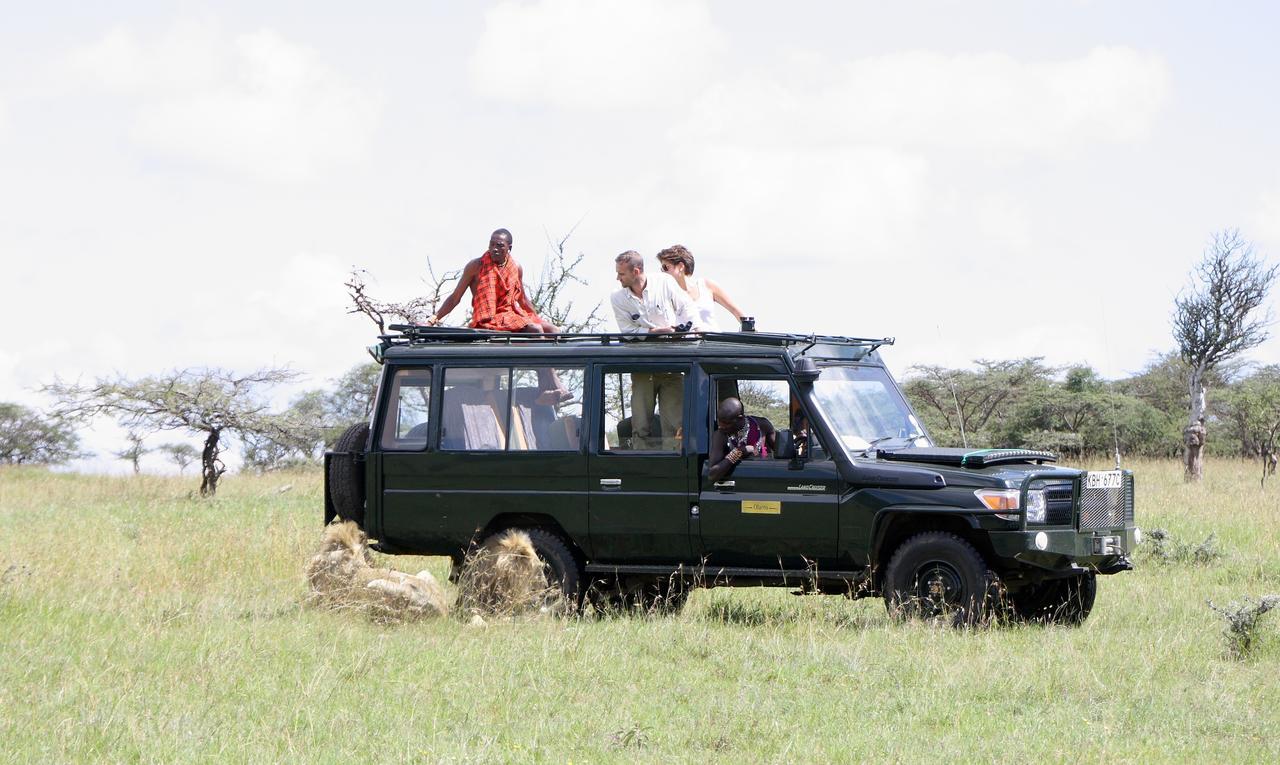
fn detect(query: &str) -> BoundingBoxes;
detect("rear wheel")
[1008,573,1097,625]
[328,423,369,527]
[518,528,585,612]
[883,531,1000,626]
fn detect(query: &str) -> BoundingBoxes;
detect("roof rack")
[373,325,894,361]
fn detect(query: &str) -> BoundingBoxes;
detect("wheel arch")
[869,507,997,590]
[475,513,586,563]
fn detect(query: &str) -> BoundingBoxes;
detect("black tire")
[1008,573,1097,626]
[328,422,369,527]
[519,528,585,612]
[883,531,1000,626]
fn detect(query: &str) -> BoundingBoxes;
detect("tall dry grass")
[1,458,1278,763]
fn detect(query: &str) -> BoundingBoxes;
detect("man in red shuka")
[426,228,559,333]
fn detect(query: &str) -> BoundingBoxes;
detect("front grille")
[1079,473,1134,530]
[1043,484,1074,525]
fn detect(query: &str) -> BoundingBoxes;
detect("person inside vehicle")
[426,228,559,334]
[655,244,746,332]
[708,397,777,482]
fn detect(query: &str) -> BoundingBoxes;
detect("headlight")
[1025,489,1046,524]
[975,489,1020,521]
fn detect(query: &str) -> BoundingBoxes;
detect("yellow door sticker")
[741,500,781,515]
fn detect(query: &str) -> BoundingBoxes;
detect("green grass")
[1,459,1278,763]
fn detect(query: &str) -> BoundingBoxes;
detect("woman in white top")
[655,245,746,332]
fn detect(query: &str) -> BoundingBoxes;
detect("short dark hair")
[491,228,513,246]
[615,250,644,270]
[656,245,695,275]
[717,397,744,420]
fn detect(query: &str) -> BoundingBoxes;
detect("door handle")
[600,478,622,489]
[714,480,735,489]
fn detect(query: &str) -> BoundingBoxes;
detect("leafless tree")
[345,262,459,334]
[44,368,303,496]
[346,227,601,335]
[1173,230,1277,481]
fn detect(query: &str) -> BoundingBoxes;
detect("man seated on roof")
[708,397,778,482]
[425,228,558,333]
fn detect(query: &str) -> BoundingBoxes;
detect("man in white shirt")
[611,251,703,449]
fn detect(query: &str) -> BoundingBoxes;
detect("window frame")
[596,363,692,457]
[378,366,436,452]
[708,374,829,463]
[437,363,586,454]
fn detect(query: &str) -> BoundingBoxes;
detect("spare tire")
[328,422,370,527]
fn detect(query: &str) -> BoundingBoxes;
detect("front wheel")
[883,531,1000,626]
[1008,573,1097,625]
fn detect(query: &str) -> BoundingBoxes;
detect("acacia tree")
[1219,367,1280,487]
[0,402,85,465]
[112,431,149,474]
[45,368,302,496]
[157,443,198,474]
[1172,230,1277,481]
[903,358,1053,447]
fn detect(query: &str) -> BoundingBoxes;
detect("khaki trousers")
[630,372,684,450]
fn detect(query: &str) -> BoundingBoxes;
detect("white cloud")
[681,47,1169,154]
[66,22,380,181]
[471,0,725,109]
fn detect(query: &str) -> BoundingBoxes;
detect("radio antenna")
[937,325,968,448]
[1098,303,1122,469]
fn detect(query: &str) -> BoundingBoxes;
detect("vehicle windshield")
[809,364,931,456]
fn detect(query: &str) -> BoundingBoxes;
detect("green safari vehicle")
[325,326,1136,623]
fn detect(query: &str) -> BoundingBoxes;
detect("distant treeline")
[901,353,1280,459]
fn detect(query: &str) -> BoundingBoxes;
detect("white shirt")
[612,272,703,333]
[686,275,719,332]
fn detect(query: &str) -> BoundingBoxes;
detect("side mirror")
[793,357,821,384]
[775,429,796,459]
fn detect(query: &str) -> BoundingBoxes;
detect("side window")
[602,369,686,453]
[714,377,826,461]
[440,367,510,451]
[509,367,584,451]
[380,369,433,451]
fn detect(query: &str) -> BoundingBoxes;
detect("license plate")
[1086,470,1123,489]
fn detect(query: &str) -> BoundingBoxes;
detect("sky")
[2,0,1279,472]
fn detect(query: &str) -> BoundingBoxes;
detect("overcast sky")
[2,1,1279,471]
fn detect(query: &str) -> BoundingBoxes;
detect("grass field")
[2,458,1278,763]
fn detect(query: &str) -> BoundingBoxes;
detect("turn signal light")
[975,489,1020,511]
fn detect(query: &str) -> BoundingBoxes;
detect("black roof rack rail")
[377,325,894,354]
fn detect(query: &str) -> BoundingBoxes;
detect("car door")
[697,377,840,569]
[586,363,698,563]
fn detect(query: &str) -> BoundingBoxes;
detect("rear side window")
[440,367,510,451]
[380,369,433,451]
[440,366,583,452]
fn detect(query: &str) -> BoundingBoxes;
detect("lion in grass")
[454,530,555,617]
[305,521,448,622]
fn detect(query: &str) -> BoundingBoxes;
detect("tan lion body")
[306,521,448,621]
